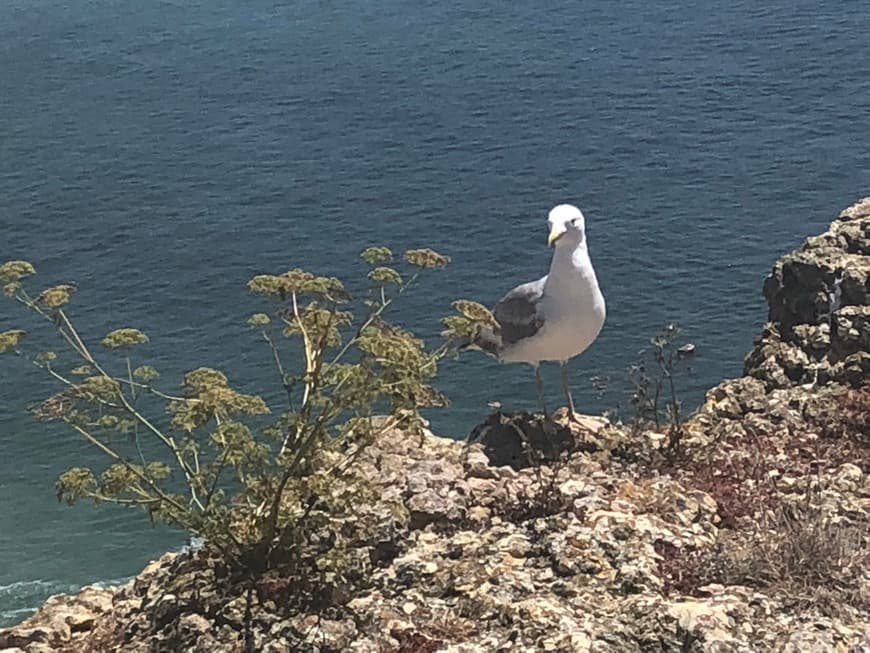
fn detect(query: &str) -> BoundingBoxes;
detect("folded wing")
[494,277,546,347]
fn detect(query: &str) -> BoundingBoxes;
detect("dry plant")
[0,249,455,583]
[658,478,868,616]
[706,500,867,615]
[628,323,694,459]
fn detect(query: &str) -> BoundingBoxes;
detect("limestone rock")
[746,196,870,388]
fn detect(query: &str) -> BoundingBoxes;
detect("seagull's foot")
[553,406,581,424]
[553,407,600,440]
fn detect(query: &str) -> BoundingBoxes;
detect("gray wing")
[493,277,546,346]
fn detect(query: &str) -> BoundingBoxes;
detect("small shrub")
[656,498,868,615]
[494,455,583,526]
[806,387,870,472]
[628,323,693,459]
[711,503,867,614]
[1,249,456,587]
[653,540,711,597]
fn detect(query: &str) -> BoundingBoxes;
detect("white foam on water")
[0,579,79,626]
[1,570,159,626]
[0,606,36,622]
[0,579,77,597]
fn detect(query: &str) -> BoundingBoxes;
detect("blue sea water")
[1,0,869,625]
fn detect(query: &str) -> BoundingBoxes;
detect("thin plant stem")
[65,421,188,515]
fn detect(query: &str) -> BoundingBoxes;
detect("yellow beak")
[548,226,566,247]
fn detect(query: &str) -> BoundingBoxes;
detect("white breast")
[500,242,606,365]
[502,291,605,364]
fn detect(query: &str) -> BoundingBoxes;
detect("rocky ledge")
[2,199,869,653]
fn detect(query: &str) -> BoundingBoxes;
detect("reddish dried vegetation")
[393,629,444,653]
[655,385,870,613]
[654,540,713,598]
[806,387,870,472]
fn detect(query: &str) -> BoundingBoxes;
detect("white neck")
[546,240,599,295]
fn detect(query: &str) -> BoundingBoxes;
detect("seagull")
[472,204,606,417]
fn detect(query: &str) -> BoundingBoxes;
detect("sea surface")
[1,0,869,625]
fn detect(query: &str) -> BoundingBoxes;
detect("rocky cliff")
[745,196,870,388]
[2,199,869,653]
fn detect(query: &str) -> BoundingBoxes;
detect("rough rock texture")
[3,198,870,653]
[745,196,870,389]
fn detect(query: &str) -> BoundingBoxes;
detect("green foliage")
[247,313,271,328]
[368,266,403,286]
[360,246,393,265]
[102,328,150,349]
[133,365,159,382]
[281,302,352,348]
[3,282,21,298]
[451,299,497,325]
[0,248,456,577]
[170,367,269,433]
[183,367,229,392]
[100,463,143,495]
[35,351,57,364]
[440,315,478,342]
[247,269,349,303]
[0,261,37,300]
[403,248,450,268]
[75,376,122,402]
[36,284,76,309]
[440,299,500,346]
[0,260,36,283]
[56,467,97,505]
[210,421,269,470]
[0,330,27,354]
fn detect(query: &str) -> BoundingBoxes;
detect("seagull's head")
[547,204,586,248]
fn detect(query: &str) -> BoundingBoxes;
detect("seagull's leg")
[560,362,579,420]
[534,365,549,417]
